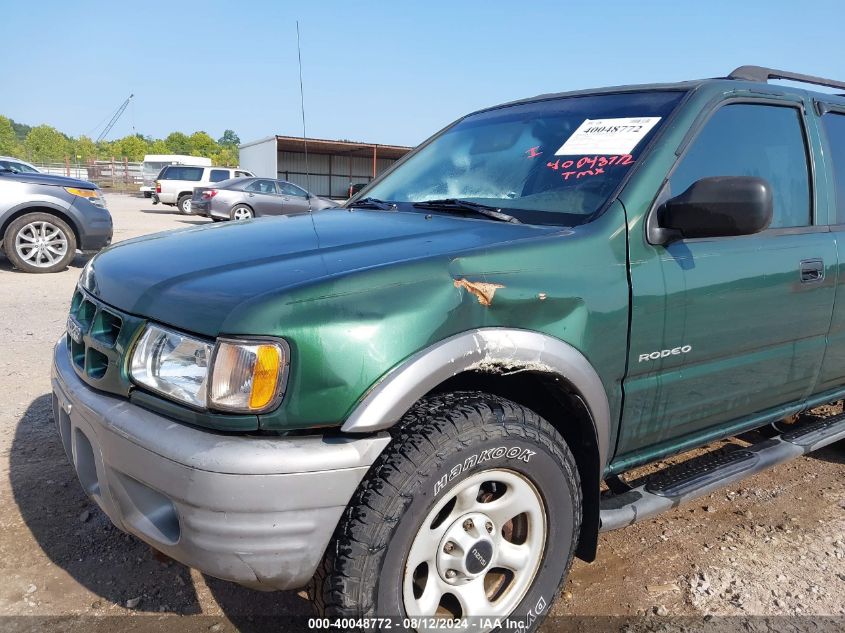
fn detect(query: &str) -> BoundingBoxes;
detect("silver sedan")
[190,177,336,221]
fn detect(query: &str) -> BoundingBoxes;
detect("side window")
[820,112,845,224]
[235,170,252,178]
[670,103,811,229]
[278,182,307,197]
[161,166,203,181]
[245,179,277,194]
[209,169,230,182]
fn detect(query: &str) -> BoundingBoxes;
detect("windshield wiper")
[350,197,396,210]
[412,199,521,224]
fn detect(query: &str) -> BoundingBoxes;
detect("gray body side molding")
[341,328,612,472]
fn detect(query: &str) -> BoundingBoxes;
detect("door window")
[209,169,230,182]
[820,112,845,224]
[245,179,277,194]
[235,170,252,178]
[670,103,811,228]
[278,182,308,197]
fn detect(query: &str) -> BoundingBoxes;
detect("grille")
[66,288,144,397]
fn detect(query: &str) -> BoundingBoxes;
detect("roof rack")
[728,65,845,91]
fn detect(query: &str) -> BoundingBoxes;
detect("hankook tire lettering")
[433,446,536,495]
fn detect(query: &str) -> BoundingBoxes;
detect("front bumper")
[72,199,113,252]
[51,339,390,590]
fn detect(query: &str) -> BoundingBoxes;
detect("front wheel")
[3,212,77,273]
[312,392,582,630]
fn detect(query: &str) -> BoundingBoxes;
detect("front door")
[244,179,280,215]
[277,181,312,215]
[618,99,836,457]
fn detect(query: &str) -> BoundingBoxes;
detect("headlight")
[129,325,287,413]
[65,186,107,209]
[130,326,212,408]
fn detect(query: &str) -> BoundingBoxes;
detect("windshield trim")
[350,88,692,226]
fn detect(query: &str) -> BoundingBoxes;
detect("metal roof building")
[238,136,413,199]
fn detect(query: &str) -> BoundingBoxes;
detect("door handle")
[800,259,824,283]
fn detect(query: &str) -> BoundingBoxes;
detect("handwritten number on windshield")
[545,154,634,181]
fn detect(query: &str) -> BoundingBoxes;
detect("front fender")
[341,328,612,472]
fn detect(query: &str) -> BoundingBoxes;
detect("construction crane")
[95,94,134,142]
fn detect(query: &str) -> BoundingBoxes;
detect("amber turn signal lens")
[64,187,98,198]
[249,345,282,410]
[208,340,286,412]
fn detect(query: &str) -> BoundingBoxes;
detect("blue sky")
[1,1,843,147]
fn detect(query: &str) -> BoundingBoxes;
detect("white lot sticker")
[555,117,662,156]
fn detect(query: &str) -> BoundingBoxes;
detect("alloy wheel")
[14,221,69,268]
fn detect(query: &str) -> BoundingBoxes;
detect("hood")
[0,170,98,189]
[86,209,563,336]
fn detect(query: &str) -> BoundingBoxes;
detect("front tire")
[3,212,77,273]
[312,392,582,630]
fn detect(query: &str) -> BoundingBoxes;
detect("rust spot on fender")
[453,278,505,307]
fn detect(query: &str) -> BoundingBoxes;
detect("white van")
[140,155,212,197]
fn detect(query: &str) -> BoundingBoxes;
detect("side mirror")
[652,176,773,244]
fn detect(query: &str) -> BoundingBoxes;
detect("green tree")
[188,131,218,158]
[10,118,31,141]
[0,116,22,156]
[218,129,240,147]
[164,132,191,154]
[114,134,148,161]
[96,140,117,160]
[211,145,239,167]
[148,139,169,154]
[24,125,69,162]
[73,135,97,162]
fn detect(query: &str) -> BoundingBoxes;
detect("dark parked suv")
[0,168,112,273]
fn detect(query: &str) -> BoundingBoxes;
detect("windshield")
[0,160,38,173]
[364,91,685,225]
[143,161,168,176]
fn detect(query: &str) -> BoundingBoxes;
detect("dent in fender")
[341,328,611,472]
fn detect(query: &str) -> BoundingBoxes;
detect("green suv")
[52,66,845,628]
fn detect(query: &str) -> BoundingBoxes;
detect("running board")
[599,413,845,532]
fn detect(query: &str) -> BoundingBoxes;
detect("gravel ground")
[0,194,842,632]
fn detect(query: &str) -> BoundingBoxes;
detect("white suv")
[154,165,254,214]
